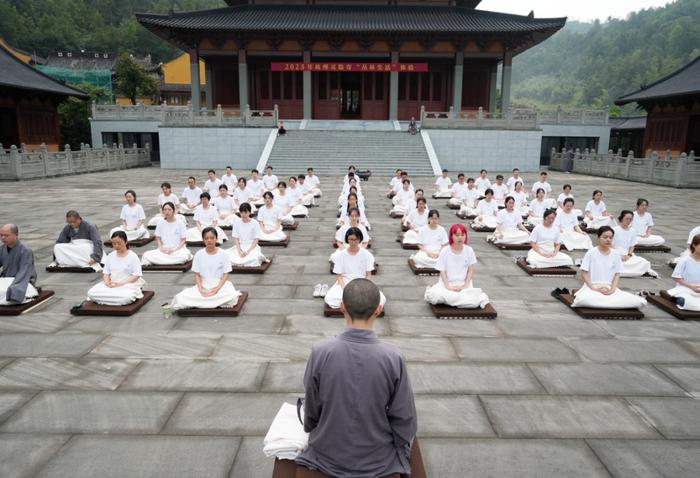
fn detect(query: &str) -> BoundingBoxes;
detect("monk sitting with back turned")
[295,279,418,478]
[0,224,38,305]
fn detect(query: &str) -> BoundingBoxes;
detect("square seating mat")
[554,289,644,320]
[231,260,271,274]
[430,303,498,319]
[0,289,55,316]
[259,237,290,247]
[283,221,299,230]
[70,290,155,316]
[175,292,248,317]
[408,258,439,275]
[142,260,193,272]
[634,245,672,253]
[46,265,98,273]
[646,290,700,320]
[516,258,577,276]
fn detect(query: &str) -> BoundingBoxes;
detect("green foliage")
[114,52,160,104]
[512,0,700,113]
[57,83,110,148]
[0,0,224,62]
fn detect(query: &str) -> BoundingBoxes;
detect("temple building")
[137,0,566,121]
[616,54,700,156]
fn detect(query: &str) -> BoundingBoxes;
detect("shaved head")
[0,224,19,247]
[342,279,381,321]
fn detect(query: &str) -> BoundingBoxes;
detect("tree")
[114,52,160,105]
[58,83,111,149]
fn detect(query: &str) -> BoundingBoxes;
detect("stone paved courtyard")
[1,167,700,477]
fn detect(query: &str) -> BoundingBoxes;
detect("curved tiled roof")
[616,54,700,105]
[136,5,566,34]
[0,43,88,98]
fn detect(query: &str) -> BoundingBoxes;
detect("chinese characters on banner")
[271,62,429,72]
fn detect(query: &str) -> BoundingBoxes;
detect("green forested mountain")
[512,0,700,113]
[0,0,225,62]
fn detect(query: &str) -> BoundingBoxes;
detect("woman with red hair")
[424,223,490,308]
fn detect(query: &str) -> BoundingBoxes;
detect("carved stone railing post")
[690,150,696,162]
[648,151,658,182]
[555,105,562,124]
[139,102,145,119]
[420,106,425,125]
[9,145,20,179]
[274,104,279,125]
[624,151,633,179]
[216,104,223,125]
[477,107,484,128]
[187,101,194,126]
[675,153,689,187]
[119,143,126,169]
[66,144,73,173]
[40,143,49,176]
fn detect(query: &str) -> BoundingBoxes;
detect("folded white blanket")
[263,402,309,460]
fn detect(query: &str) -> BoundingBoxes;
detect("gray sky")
[478,0,674,22]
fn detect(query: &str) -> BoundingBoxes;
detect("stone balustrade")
[92,102,279,128]
[0,143,152,181]
[549,147,699,188]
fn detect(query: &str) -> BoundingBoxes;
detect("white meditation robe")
[425,246,490,308]
[391,189,415,214]
[305,174,321,196]
[448,183,469,206]
[584,200,614,229]
[222,174,238,193]
[526,198,551,226]
[203,178,223,194]
[187,205,228,243]
[227,220,267,267]
[411,225,448,269]
[171,248,240,309]
[54,219,103,269]
[325,249,385,309]
[613,225,654,277]
[262,174,279,191]
[491,209,530,244]
[669,256,700,311]
[475,177,491,194]
[212,195,240,226]
[458,188,481,215]
[180,187,203,213]
[473,200,499,229]
[434,176,452,197]
[526,225,574,268]
[87,250,145,306]
[555,210,592,250]
[111,204,149,241]
[572,247,646,309]
[148,193,186,227]
[632,211,665,246]
[257,205,287,241]
[287,187,310,216]
[531,180,552,198]
[402,209,429,244]
[491,183,509,204]
[329,224,370,263]
[272,193,296,225]
[141,219,193,265]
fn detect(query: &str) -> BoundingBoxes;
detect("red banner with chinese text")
[271,62,429,73]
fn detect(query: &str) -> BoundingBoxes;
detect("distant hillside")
[512,0,700,113]
[0,0,225,62]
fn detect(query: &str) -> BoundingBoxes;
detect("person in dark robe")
[296,279,417,478]
[408,117,418,135]
[52,210,103,269]
[0,224,38,304]
[278,121,287,136]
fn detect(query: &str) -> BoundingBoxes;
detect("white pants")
[310,188,321,197]
[636,234,665,246]
[281,214,296,226]
[670,249,690,266]
[490,228,530,245]
[291,205,308,217]
[302,195,315,207]
[412,246,442,269]
[186,226,228,243]
[218,213,241,227]
[448,197,463,207]
[0,278,38,305]
[227,241,267,267]
[403,229,419,245]
[616,249,653,277]
[87,277,145,306]
[667,285,700,311]
[390,205,408,216]
[110,225,149,242]
[141,247,193,266]
[324,275,386,309]
[572,283,646,309]
[526,216,543,227]
[54,239,95,268]
[473,215,497,229]
[171,278,240,310]
[585,216,614,230]
[557,208,583,218]
[148,214,187,227]
[259,226,287,242]
[561,229,592,251]
[179,204,198,214]
[434,190,452,199]
[425,280,490,308]
[527,243,574,268]
[459,206,478,216]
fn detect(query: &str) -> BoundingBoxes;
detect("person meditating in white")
[410,210,448,270]
[631,198,665,246]
[555,198,592,250]
[472,189,499,229]
[141,202,193,266]
[447,173,468,208]
[584,189,614,230]
[52,210,103,270]
[572,226,647,309]
[148,182,186,227]
[475,169,491,194]
[489,196,530,245]
[87,231,145,306]
[434,169,452,198]
[203,169,223,194]
[557,184,583,218]
[257,191,287,242]
[171,228,241,310]
[526,188,551,227]
[232,177,256,213]
[331,208,371,264]
[402,197,429,245]
[325,227,385,310]
[110,189,148,241]
[527,209,574,268]
[612,210,655,277]
[457,178,480,217]
[531,171,552,199]
[187,192,228,243]
[425,223,490,308]
[226,203,268,268]
[180,176,203,214]
[212,184,239,227]
[668,234,700,311]
[263,166,279,192]
[305,167,322,197]
[248,169,265,206]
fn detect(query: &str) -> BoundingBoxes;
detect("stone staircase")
[265,130,434,176]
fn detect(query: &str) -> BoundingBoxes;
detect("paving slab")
[0,435,70,478]
[415,395,494,437]
[482,396,658,438]
[120,360,265,392]
[380,337,459,361]
[87,334,219,358]
[281,314,390,336]
[37,435,240,478]
[530,363,687,396]
[0,391,35,423]
[588,439,700,478]
[260,362,307,393]
[597,320,700,339]
[175,316,285,334]
[496,318,611,338]
[627,397,700,439]
[407,363,544,394]
[0,358,138,390]
[390,317,502,337]
[452,338,581,362]
[420,438,611,478]
[0,334,104,358]
[568,339,700,363]
[0,314,71,333]
[213,335,319,361]
[1,391,181,434]
[228,436,274,478]
[163,393,294,435]
[655,365,700,395]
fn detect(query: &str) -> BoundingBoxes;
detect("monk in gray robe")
[296,279,417,478]
[0,224,38,304]
[53,210,103,267]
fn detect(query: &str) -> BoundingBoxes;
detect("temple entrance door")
[340,73,362,118]
[0,108,19,147]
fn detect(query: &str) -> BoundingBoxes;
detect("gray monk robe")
[56,219,103,263]
[0,241,38,303]
[296,328,417,478]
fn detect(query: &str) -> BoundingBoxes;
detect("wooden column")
[238,50,248,110]
[189,48,201,111]
[488,62,498,113]
[389,51,399,120]
[205,60,214,110]
[500,51,513,113]
[303,50,312,120]
[452,52,464,113]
